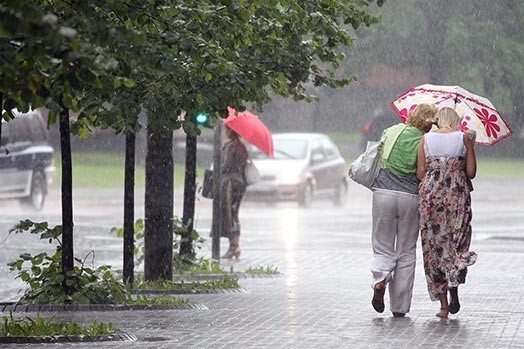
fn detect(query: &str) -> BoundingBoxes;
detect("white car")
[244,133,348,207]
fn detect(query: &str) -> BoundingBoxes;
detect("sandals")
[371,282,385,313]
[436,307,449,319]
[449,288,461,314]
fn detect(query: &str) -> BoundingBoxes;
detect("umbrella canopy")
[391,84,512,145]
[224,107,274,157]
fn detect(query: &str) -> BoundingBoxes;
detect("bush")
[8,220,130,305]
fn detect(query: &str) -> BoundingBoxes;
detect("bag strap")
[380,124,407,166]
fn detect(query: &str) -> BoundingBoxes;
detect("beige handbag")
[244,160,260,185]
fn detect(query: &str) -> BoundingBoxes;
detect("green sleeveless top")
[380,124,423,176]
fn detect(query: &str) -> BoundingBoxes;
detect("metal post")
[211,121,222,261]
[181,133,197,257]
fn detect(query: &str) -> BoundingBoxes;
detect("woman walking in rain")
[417,107,478,319]
[220,126,249,259]
[370,104,437,317]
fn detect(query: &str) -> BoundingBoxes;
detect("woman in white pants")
[370,104,437,317]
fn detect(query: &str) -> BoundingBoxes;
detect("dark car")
[244,133,348,207]
[0,110,55,210]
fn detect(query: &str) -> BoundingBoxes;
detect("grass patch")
[326,132,362,144]
[477,157,524,177]
[134,275,239,291]
[0,313,118,337]
[175,258,227,275]
[53,152,204,188]
[132,295,188,305]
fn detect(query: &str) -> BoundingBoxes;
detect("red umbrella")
[224,107,274,157]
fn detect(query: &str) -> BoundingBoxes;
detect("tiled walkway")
[0,177,523,348]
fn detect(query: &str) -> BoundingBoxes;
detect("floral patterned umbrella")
[391,84,512,145]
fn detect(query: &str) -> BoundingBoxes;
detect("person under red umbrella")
[224,107,274,157]
[220,126,249,259]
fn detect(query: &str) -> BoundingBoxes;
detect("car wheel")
[333,180,348,207]
[21,170,47,211]
[298,182,313,208]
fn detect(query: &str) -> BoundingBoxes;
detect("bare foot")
[436,307,449,319]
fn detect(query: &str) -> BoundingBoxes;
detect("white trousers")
[370,189,419,314]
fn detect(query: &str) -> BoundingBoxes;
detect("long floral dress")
[419,156,477,301]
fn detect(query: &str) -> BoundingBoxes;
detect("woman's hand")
[463,131,477,179]
[464,130,476,150]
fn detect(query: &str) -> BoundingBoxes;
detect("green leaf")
[122,79,135,88]
[20,253,32,261]
[20,272,30,282]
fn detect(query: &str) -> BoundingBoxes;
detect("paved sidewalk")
[1,177,524,348]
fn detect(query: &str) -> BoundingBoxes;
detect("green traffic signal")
[194,112,213,128]
[195,113,209,125]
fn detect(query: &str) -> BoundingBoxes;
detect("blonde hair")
[406,103,437,132]
[435,107,461,130]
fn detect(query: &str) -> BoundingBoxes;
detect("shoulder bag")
[349,124,407,190]
[244,159,261,186]
[348,140,383,190]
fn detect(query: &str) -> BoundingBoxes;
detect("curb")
[0,331,137,344]
[0,302,208,313]
[172,273,284,281]
[130,287,249,295]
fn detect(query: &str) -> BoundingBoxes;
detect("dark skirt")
[220,178,245,239]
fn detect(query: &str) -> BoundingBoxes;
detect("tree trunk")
[144,122,174,281]
[59,108,74,288]
[123,131,135,285]
[181,134,197,259]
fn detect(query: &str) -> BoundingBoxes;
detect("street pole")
[181,133,197,257]
[211,121,222,261]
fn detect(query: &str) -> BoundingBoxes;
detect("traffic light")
[194,112,212,128]
[195,113,208,125]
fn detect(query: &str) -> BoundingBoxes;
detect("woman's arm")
[416,137,426,181]
[463,133,477,179]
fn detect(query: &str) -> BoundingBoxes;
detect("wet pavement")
[0,176,524,348]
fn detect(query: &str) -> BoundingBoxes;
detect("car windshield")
[251,138,308,160]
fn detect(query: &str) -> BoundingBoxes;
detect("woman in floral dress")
[417,107,478,319]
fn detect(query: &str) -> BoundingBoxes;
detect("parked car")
[0,109,55,210]
[244,133,348,207]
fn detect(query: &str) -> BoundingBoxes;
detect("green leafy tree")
[2,0,385,284]
[1,0,138,289]
[138,1,384,275]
